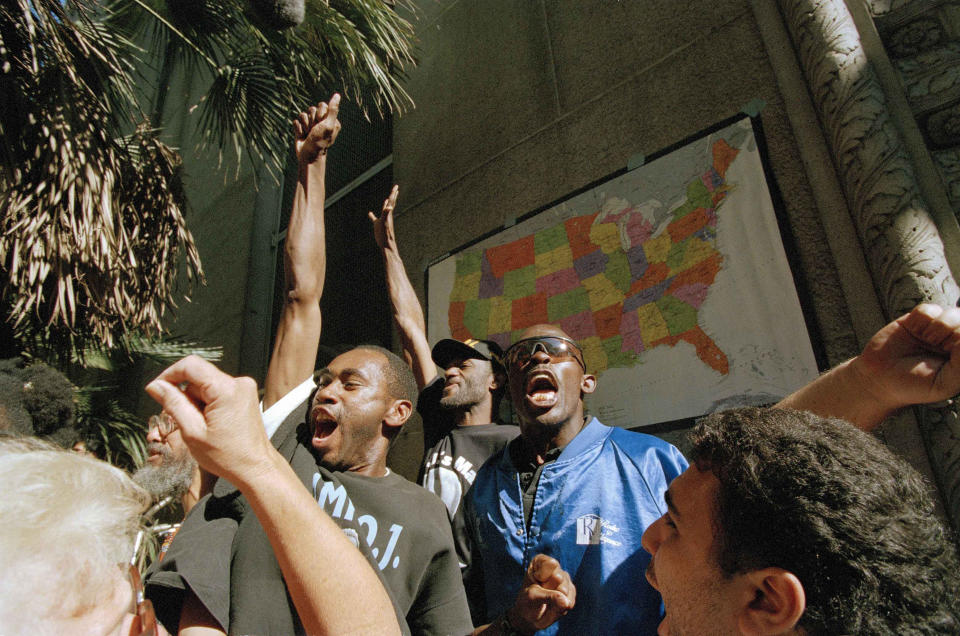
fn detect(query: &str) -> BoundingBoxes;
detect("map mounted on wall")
[426,116,823,431]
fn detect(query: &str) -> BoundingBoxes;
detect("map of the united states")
[448,139,739,375]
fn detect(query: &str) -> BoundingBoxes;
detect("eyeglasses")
[504,336,586,370]
[126,563,158,636]
[147,412,177,437]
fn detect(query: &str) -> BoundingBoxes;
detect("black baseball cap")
[431,338,504,371]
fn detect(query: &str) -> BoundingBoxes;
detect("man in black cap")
[420,340,519,551]
[370,188,519,617]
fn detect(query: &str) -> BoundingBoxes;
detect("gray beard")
[438,379,488,410]
[133,448,197,501]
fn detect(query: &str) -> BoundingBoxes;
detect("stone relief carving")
[925,102,960,147]
[888,16,944,56]
[933,149,960,208]
[868,0,943,18]
[777,0,960,529]
[894,41,960,107]
[874,3,960,227]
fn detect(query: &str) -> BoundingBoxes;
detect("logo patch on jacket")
[576,514,622,546]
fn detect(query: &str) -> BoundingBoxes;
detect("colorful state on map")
[447,139,739,375]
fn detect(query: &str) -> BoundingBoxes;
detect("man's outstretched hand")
[145,355,276,486]
[507,554,576,634]
[294,93,341,165]
[851,304,960,410]
[368,184,399,250]
[778,304,960,430]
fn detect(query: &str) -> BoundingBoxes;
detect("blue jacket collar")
[500,416,610,472]
[556,416,609,462]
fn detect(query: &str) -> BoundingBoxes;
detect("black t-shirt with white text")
[145,398,471,636]
[417,376,519,622]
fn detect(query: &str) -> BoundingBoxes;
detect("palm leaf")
[2,0,416,360]
[75,385,148,470]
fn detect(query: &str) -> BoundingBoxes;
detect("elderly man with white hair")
[0,435,154,635]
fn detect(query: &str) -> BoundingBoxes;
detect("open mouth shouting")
[310,404,340,450]
[524,368,559,409]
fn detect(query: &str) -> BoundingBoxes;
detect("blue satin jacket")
[467,417,688,635]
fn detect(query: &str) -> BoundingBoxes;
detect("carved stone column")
[776,0,960,530]
[870,0,960,227]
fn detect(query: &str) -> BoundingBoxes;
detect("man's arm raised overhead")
[369,185,437,390]
[146,357,401,636]
[777,304,960,430]
[262,95,341,410]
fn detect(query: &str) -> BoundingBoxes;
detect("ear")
[383,399,413,430]
[737,568,805,635]
[580,373,597,395]
[489,369,506,392]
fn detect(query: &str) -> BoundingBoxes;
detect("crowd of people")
[2,94,960,635]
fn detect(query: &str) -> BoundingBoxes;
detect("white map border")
[426,117,821,430]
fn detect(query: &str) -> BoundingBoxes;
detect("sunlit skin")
[641,467,805,635]
[640,467,740,635]
[439,355,498,419]
[310,348,410,476]
[145,417,189,467]
[46,566,144,636]
[506,324,596,453]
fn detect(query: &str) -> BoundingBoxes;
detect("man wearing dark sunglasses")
[464,322,688,635]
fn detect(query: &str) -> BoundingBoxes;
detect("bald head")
[518,323,571,341]
[505,324,596,437]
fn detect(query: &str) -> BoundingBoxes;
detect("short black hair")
[689,407,960,634]
[354,345,418,410]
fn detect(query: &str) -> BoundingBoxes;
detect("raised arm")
[263,95,341,410]
[776,304,960,430]
[369,185,437,389]
[146,356,401,636]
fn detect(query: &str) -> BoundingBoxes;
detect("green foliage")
[72,335,223,470]
[0,0,416,361]
[75,385,149,470]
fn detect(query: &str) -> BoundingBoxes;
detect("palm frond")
[104,0,416,174]
[1,1,203,361]
[76,334,223,370]
[1,0,416,360]
[75,385,148,470]
[127,335,223,364]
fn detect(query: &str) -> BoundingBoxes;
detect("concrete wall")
[394,0,862,359]
[152,69,261,378]
[388,0,938,480]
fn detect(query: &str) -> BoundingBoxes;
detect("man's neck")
[451,399,495,427]
[519,414,589,463]
[345,461,390,478]
[181,468,215,516]
[339,448,391,477]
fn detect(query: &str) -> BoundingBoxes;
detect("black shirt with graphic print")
[417,376,520,623]
[145,398,471,636]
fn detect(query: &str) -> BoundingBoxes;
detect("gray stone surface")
[542,0,753,112]
[395,0,559,209]
[394,0,859,365]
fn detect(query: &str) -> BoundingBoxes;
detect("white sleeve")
[260,376,317,440]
